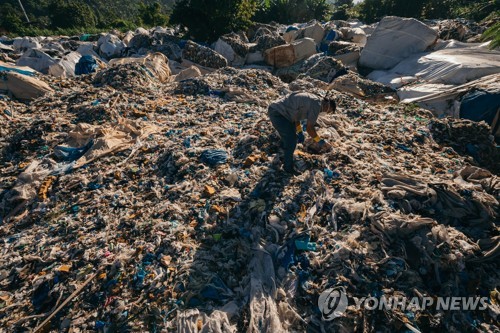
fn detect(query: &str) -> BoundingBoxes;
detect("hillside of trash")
[1,17,499,332]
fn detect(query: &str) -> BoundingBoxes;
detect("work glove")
[296,123,305,143]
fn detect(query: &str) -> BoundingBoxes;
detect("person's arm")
[306,122,319,141]
[307,121,331,151]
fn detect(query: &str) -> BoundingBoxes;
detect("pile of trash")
[432,19,485,43]
[1,15,499,333]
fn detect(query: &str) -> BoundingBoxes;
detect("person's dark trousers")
[268,108,296,172]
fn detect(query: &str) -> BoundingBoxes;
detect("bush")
[451,0,500,22]
[331,4,350,20]
[138,2,169,27]
[482,21,500,49]
[357,0,499,23]
[357,0,424,23]
[170,0,258,42]
[0,4,25,34]
[48,0,97,29]
[109,19,136,31]
[255,0,331,24]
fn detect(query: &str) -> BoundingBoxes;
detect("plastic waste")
[75,55,98,75]
[200,149,228,167]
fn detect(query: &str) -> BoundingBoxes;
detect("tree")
[138,2,169,27]
[334,0,354,7]
[255,0,331,24]
[170,0,258,42]
[331,4,350,20]
[356,0,498,22]
[357,0,386,23]
[452,0,499,21]
[48,0,97,29]
[0,3,24,33]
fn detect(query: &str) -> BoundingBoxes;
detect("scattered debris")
[0,15,498,333]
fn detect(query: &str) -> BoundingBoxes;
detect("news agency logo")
[318,287,489,321]
[318,287,348,321]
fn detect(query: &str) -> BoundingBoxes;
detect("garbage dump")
[0,15,499,333]
[433,19,486,43]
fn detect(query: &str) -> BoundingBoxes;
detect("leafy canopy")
[170,0,258,42]
[255,0,331,24]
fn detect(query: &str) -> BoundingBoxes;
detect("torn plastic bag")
[54,139,94,162]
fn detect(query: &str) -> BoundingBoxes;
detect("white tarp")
[399,73,500,118]
[48,52,81,78]
[369,41,500,89]
[16,49,57,74]
[340,27,367,46]
[213,38,246,66]
[292,38,317,63]
[0,43,13,52]
[98,34,125,59]
[246,50,264,64]
[76,44,101,60]
[135,27,149,35]
[333,51,360,69]
[0,61,37,76]
[300,22,325,44]
[122,31,134,46]
[358,23,377,36]
[12,37,41,52]
[283,29,299,43]
[0,71,54,100]
[359,16,438,70]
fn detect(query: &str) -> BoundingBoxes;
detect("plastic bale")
[292,38,317,64]
[182,40,228,69]
[0,71,53,100]
[48,52,81,78]
[264,44,295,68]
[359,16,438,70]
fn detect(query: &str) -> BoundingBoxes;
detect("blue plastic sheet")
[75,55,98,75]
[54,139,94,162]
[460,89,500,126]
[0,65,35,76]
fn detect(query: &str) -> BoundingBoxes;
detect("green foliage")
[138,2,169,27]
[48,0,97,29]
[255,0,331,24]
[334,0,354,7]
[356,0,499,23]
[451,0,499,22]
[482,21,500,49]
[357,0,427,23]
[0,0,176,36]
[0,4,25,33]
[356,0,382,23]
[419,1,444,19]
[109,19,137,31]
[170,0,258,42]
[331,4,350,20]
[0,0,497,37]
